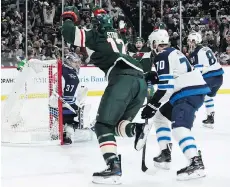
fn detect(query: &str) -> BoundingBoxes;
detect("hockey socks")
[173,127,205,180]
[173,127,198,159]
[204,95,214,115]
[95,122,117,163]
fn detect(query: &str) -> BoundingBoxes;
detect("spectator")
[1,0,230,67]
[220,46,230,64]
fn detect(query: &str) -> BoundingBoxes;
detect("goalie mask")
[64,52,82,73]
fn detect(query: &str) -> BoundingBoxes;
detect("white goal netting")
[1,59,63,145]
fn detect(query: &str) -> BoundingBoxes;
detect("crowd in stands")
[1,0,230,67]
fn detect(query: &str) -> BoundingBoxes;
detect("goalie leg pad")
[63,124,75,144]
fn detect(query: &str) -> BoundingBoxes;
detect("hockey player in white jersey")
[139,29,211,180]
[49,52,88,144]
[188,32,224,128]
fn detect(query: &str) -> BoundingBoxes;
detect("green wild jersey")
[62,20,143,80]
[129,51,153,73]
[127,45,153,73]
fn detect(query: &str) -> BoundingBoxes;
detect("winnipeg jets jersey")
[190,46,224,78]
[62,64,79,114]
[152,47,210,105]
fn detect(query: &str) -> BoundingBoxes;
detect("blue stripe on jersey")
[203,68,224,78]
[194,64,203,68]
[63,96,75,99]
[169,85,211,105]
[63,109,76,115]
[158,84,174,89]
[63,96,76,104]
[158,75,174,81]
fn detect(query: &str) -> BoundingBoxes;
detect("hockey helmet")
[149,29,169,51]
[187,32,202,52]
[187,32,202,45]
[92,6,113,31]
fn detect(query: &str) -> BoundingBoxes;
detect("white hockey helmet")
[148,31,156,50]
[187,32,202,45]
[149,29,169,50]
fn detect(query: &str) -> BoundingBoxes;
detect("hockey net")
[1,59,63,145]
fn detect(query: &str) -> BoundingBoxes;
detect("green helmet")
[92,6,113,31]
[96,14,113,30]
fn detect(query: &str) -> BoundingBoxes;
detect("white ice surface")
[2,95,230,187]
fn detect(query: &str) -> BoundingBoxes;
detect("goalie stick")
[52,92,77,114]
[52,92,95,131]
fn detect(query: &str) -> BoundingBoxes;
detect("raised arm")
[61,6,94,48]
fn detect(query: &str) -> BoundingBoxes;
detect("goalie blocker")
[49,53,92,144]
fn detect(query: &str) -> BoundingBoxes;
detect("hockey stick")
[141,123,158,175]
[141,118,148,172]
[52,92,77,114]
[53,92,96,131]
[141,84,158,175]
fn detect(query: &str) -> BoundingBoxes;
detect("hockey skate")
[177,150,206,181]
[153,143,172,170]
[92,155,122,185]
[202,112,214,129]
[63,124,74,144]
[135,123,152,151]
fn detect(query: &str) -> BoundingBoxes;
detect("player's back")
[89,30,125,68]
[190,46,224,78]
[87,29,143,80]
[155,47,210,104]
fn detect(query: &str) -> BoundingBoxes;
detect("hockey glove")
[141,103,159,119]
[144,71,159,85]
[61,6,79,24]
[16,60,27,72]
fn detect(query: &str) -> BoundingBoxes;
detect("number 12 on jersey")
[107,38,126,54]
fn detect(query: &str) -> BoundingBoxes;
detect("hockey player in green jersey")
[127,37,152,73]
[61,6,157,184]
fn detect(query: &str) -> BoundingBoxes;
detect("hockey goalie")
[49,52,93,144]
